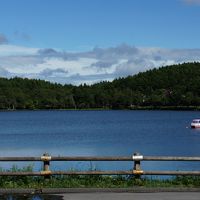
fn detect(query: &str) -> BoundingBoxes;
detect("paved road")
[1,192,200,199]
[60,192,200,200]
[1,189,200,200]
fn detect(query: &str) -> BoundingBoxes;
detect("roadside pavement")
[60,192,200,200]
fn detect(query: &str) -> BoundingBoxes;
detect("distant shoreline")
[0,63,199,111]
[0,106,199,112]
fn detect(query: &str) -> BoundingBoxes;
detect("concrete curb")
[1,187,200,194]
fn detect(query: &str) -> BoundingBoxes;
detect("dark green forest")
[0,62,199,110]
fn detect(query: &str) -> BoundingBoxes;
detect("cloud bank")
[0,44,200,85]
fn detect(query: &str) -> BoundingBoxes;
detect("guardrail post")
[133,152,142,179]
[42,153,51,179]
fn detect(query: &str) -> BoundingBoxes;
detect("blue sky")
[1,0,200,49]
[0,0,200,84]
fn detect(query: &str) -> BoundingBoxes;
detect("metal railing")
[0,152,200,177]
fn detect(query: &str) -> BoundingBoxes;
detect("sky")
[0,0,200,85]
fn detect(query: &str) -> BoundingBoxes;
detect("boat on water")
[191,119,200,129]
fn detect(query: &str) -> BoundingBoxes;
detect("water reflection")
[0,195,63,200]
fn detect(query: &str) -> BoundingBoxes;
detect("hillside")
[0,62,199,110]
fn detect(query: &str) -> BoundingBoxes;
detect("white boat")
[191,119,200,129]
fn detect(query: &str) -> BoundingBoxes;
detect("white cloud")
[35,57,98,76]
[0,44,199,85]
[0,45,38,56]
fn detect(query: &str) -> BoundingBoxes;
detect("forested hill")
[0,62,199,110]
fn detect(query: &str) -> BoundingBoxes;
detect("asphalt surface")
[60,192,200,200]
[1,191,200,199]
[1,188,200,199]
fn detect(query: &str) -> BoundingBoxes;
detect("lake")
[0,110,200,172]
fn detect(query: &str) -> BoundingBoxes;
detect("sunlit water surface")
[0,110,199,173]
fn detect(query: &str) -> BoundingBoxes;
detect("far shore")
[0,106,200,112]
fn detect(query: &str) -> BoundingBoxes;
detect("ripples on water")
[0,110,199,172]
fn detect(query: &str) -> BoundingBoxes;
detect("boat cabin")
[191,119,200,128]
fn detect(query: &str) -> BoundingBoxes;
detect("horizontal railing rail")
[1,156,200,161]
[0,153,200,177]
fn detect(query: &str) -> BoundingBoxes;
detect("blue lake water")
[0,110,200,172]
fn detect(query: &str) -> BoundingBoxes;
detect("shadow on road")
[0,195,63,200]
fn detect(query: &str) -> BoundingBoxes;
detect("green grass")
[0,166,200,188]
[1,175,200,189]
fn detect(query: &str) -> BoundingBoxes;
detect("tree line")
[0,62,199,110]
